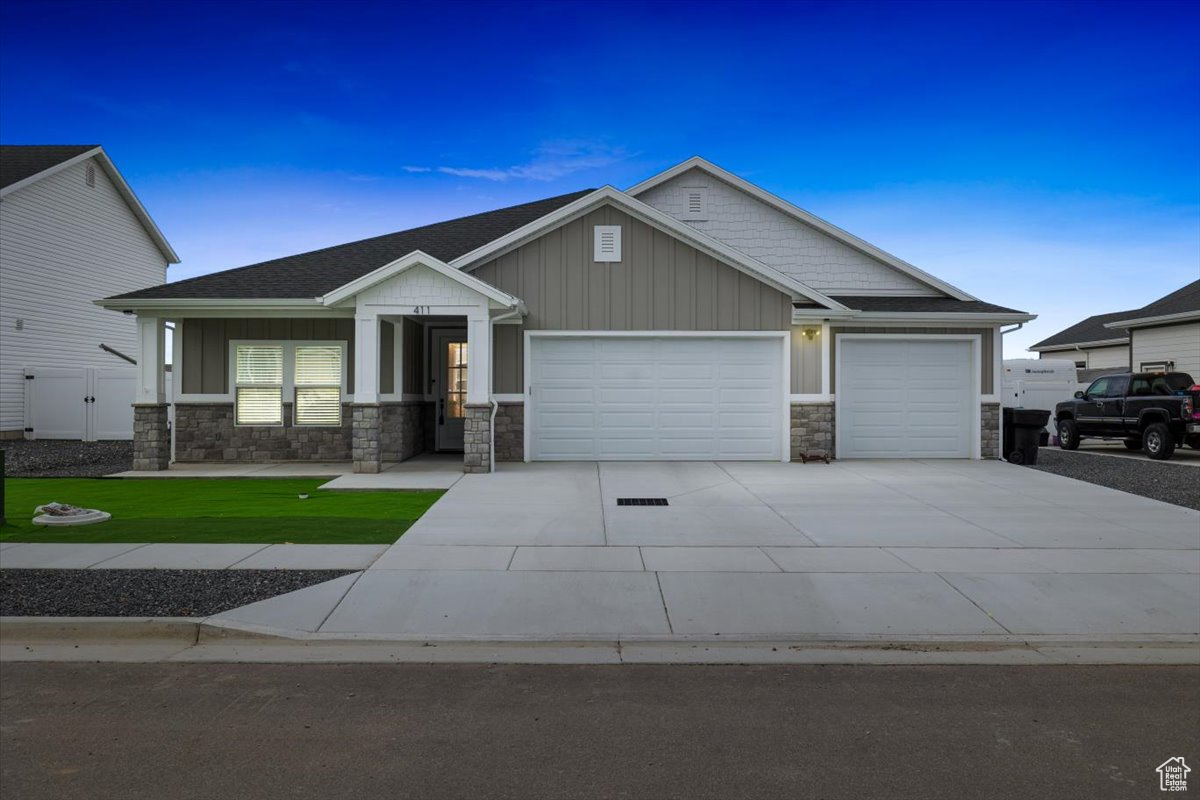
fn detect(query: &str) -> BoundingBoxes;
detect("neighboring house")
[1028,310,1133,370]
[98,157,1033,472]
[1105,280,1200,378]
[0,145,179,439]
[1029,279,1200,380]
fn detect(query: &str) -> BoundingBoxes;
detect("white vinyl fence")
[22,366,172,441]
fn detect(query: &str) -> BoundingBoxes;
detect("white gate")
[22,366,170,441]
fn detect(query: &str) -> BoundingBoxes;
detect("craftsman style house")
[100,158,1032,472]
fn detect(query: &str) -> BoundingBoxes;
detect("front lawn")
[0,479,443,544]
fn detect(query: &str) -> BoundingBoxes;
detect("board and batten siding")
[179,318,356,395]
[790,326,822,394]
[0,157,168,432]
[1131,322,1200,377]
[470,204,793,394]
[829,326,996,395]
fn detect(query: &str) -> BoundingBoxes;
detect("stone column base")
[981,402,1001,460]
[463,404,492,474]
[132,403,170,470]
[352,404,383,474]
[790,402,835,460]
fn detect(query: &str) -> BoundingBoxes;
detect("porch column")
[132,315,169,470]
[463,310,492,474]
[352,313,383,473]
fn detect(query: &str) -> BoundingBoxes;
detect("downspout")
[489,306,523,473]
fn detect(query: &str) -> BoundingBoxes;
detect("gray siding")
[380,320,395,394]
[830,326,995,394]
[180,318,355,394]
[473,205,793,394]
[790,326,823,394]
[403,317,423,394]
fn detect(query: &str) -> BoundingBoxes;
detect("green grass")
[0,479,444,544]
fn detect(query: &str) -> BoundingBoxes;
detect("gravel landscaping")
[1031,449,1200,510]
[2,440,132,478]
[0,569,352,617]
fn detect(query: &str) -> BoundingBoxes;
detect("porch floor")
[106,453,463,490]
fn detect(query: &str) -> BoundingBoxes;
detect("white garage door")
[838,338,975,458]
[529,336,784,461]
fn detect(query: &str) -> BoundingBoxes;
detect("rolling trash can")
[1002,407,1051,465]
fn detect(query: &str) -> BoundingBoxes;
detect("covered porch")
[123,252,525,475]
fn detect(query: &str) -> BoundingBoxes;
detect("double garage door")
[529,336,784,461]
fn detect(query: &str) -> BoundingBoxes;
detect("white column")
[467,308,491,404]
[354,314,380,403]
[135,315,165,404]
[820,321,832,396]
[393,317,405,397]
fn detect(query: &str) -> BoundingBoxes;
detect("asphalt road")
[2,664,1196,800]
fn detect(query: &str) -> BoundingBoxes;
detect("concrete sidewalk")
[0,543,388,570]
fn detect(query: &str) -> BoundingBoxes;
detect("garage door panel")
[839,339,973,459]
[530,336,783,461]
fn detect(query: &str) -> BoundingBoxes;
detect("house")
[98,157,1033,473]
[1029,279,1199,380]
[0,144,179,439]
[1104,280,1199,378]
[1028,310,1134,370]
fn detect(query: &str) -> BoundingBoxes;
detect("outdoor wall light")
[802,327,820,341]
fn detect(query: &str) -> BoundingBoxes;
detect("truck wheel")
[1142,423,1176,460]
[1057,419,1080,450]
[1123,439,1142,451]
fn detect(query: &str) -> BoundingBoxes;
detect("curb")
[3,616,1199,665]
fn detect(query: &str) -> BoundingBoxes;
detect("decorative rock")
[32,502,111,527]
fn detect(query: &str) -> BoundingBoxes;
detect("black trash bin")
[1002,407,1051,465]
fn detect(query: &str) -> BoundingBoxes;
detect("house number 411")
[412,305,431,314]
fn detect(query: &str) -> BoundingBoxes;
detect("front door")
[434,330,468,451]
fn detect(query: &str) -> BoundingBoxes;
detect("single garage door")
[529,336,784,461]
[838,338,974,458]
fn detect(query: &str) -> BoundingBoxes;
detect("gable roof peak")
[627,156,975,302]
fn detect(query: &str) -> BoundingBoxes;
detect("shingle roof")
[1108,279,1200,325]
[825,296,1028,315]
[108,189,595,301]
[1030,309,1135,350]
[1,144,98,189]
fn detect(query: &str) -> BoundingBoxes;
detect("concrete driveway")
[208,459,1200,645]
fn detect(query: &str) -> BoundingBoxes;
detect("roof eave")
[1103,310,1200,329]
[1029,337,1129,352]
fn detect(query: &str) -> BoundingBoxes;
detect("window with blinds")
[294,345,343,425]
[235,345,283,425]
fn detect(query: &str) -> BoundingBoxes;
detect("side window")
[1130,378,1152,396]
[1085,377,1110,398]
[1105,376,1129,398]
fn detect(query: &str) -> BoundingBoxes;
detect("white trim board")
[319,250,523,309]
[628,156,975,302]
[834,333,982,461]
[522,330,791,463]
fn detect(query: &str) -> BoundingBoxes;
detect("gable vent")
[85,164,96,187]
[594,224,621,262]
[682,187,707,220]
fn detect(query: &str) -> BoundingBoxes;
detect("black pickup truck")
[1055,372,1200,460]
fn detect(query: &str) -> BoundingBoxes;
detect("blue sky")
[2,0,1197,356]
